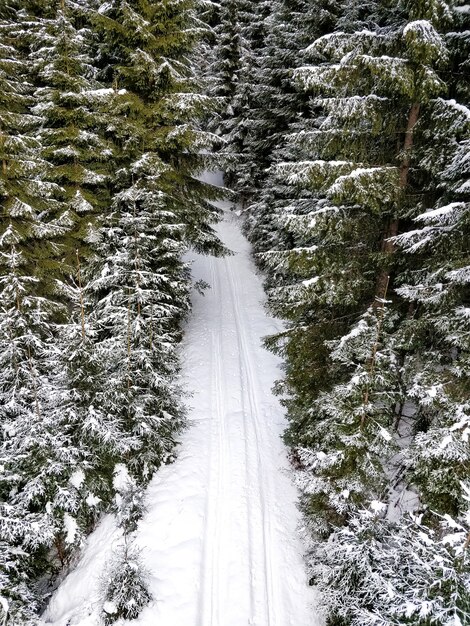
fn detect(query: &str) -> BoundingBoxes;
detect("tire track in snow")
[224,251,279,626]
[198,258,227,626]
[223,259,257,623]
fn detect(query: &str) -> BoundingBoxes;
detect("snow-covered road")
[44,174,319,626]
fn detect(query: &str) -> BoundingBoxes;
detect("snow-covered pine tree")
[0,4,79,613]
[208,0,243,143]
[101,464,151,624]
[388,0,470,522]
[29,0,113,271]
[243,0,340,259]
[394,122,470,517]
[85,0,226,485]
[0,512,54,624]
[0,4,64,297]
[266,0,453,506]
[44,269,141,553]
[92,0,225,253]
[309,497,470,625]
[289,304,401,537]
[4,1,125,583]
[225,0,272,203]
[0,0,223,619]
[86,178,188,482]
[259,0,470,622]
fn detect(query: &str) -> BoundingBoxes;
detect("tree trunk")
[374,103,421,305]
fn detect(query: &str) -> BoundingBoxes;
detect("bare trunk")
[374,103,420,306]
[399,103,421,188]
[55,536,66,567]
[364,104,421,425]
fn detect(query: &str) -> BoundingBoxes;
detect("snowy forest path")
[43,172,319,626]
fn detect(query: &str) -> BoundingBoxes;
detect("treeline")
[210,0,470,623]
[0,0,222,622]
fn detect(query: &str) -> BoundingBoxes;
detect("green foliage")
[102,464,152,623]
[309,505,470,625]
[0,0,224,620]
[29,2,114,267]
[222,0,470,622]
[102,544,152,624]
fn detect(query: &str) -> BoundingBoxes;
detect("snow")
[403,20,437,38]
[42,171,319,626]
[43,516,121,623]
[440,99,470,119]
[64,514,78,546]
[378,426,392,442]
[302,277,319,287]
[439,435,453,450]
[69,469,85,490]
[102,602,117,615]
[0,597,9,617]
[370,500,387,514]
[112,464,131,492]
[416,202,465,223]
[85,494,101,508]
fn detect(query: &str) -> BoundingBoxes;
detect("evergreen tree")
[29,0,113,270]
[208,0,243,141]
[92,0,225,257]
[87,179,188,482]
[0,4,75,612]
[225,0,272,202]
[101,464,151,624]
[257,0,470,621]
[309,500,470,625]
[264,0,456,517]
[0,0,225,617]
[395,129,470,516]
[243,0,340,258]
[82,0,226,486]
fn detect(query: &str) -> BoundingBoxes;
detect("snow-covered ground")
[43,172,319,626]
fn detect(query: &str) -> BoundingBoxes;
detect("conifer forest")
[0,0,469,625]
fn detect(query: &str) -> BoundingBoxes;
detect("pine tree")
[101,464,151,624]
[92,0,225,257]
[208,0,243,141]
[264,0,456,513]
[257,0,469,621]
[395,126,470,516]
[224,0,273,202]
[0,0,225,619]
[309,499,470,625]
[81,0,226,486]
[29,0,113,270]
[87,179,188,482]
[243,0,340,257]
[0,4,76,611]
[290,305,400,537]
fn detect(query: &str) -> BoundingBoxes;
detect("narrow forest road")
[44,173,319,626]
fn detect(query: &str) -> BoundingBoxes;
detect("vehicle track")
[198,259,229,626]
[224,254,279,626]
